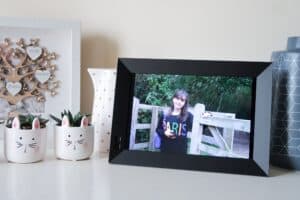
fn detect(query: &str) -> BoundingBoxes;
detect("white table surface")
[0,147,299,200]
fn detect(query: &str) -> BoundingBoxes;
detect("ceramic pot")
[4,117,47,163]
[54,116,94,161]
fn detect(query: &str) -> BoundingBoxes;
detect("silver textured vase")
[271,37,300,170]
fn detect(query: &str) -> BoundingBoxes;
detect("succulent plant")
[6,114,49,129]
[50,110,91,127]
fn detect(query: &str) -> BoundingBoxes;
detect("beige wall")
[1,0,299,114]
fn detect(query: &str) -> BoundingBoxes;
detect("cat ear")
[80,116,89,128]
[32,117,40,130]
[62,115,70,127]
[12,117,20,129]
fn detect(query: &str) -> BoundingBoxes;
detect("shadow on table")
[269,164,294,177]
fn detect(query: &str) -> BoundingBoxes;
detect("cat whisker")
[64,140,72,146]
[77,139,85,144]
[16,141,23,148]
[29,143,38,148]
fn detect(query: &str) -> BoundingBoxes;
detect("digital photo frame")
[109,58,272,176]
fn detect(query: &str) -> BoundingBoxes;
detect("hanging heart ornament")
[6,82,22,96]
[26,46,42,60]
[35,70,51,84]
[10,55,22,66]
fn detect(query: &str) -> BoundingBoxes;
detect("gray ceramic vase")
[271,37,300,170]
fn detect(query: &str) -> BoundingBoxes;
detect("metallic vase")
[271,37,300,170]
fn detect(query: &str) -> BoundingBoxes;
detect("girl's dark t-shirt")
[156,112,193,154]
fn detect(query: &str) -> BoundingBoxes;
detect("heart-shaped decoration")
[10,56,22,66]
[35,70,51,84]
[6,82,22,96]
[26,46,42,60]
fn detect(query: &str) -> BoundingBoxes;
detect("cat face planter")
[4,117,47,163]
[55,116,94,161]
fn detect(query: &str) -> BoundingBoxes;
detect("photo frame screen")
[129,74,253,159]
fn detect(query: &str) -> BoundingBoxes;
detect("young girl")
[156,89,193,154]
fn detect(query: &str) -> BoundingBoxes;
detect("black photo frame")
[109,58,272,176]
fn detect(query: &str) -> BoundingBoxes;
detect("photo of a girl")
[156,90,193,154]
[131,74,252,159]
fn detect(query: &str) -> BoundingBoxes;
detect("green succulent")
[6,114,49,129]
[50,110,91,127]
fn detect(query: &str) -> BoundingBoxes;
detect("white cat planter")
[4,117,47,163]
[55,116,94,161]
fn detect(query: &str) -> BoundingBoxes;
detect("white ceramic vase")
[54,116,94,161]
[88,68,116,153]
[4,117,47,163]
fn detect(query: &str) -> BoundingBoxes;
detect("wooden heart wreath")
[0,38,59,105]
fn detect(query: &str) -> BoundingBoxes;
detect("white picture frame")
[0,17,81,143]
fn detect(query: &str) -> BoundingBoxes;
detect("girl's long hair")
[168,89,189,122]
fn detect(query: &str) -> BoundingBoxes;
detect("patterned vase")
[271,37,300,170]
[88,68,116,153]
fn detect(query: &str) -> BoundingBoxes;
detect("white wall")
[0,0,299,113]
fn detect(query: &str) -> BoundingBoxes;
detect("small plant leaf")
[67,110,73,126]
[6,114,48,129]
[50,114,62,125]
[49,110,91,128]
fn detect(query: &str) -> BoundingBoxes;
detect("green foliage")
[6,114,49,129]
[137,110,152,123]
[134,74,252,119]
[50,110,91,127]
[135,129,150,143]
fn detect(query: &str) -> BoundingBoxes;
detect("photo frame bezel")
[109,58,272,176]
